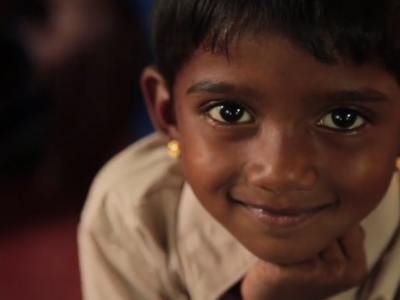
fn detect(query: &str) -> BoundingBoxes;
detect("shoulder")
[80,133,184,248]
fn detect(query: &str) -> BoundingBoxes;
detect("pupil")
[331,109,357,128]
[220,103,244,122]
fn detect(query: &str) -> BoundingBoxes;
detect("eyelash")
[200,100,374,131]
[316,106,373,130]
[200,100,255,125]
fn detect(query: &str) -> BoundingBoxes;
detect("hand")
[241,226,367,300]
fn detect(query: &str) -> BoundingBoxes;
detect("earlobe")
[140,66,178,139]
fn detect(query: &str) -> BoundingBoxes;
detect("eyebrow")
[324,89,390,103]
[187,80,391,103]
[187,80,255,96]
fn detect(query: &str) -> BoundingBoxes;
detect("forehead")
[174,33,400,101]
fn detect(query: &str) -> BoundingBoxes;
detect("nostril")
[246,164,319,194]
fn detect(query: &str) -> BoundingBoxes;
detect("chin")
[256,249,315,266]
[245,238,325,266]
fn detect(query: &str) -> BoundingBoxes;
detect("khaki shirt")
[78,134,400,300]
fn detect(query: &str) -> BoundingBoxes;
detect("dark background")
[0,0,153,299]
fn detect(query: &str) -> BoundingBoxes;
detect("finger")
[320,241,345,262]
[339,226,368,286]
[292,256,322,280]
[339,225,366,262]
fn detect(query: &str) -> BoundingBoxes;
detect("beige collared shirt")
[78,133,400,300]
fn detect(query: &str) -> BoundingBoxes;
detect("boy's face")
[145,33,400,265]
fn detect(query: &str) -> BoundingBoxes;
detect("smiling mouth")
[232,198,336,229]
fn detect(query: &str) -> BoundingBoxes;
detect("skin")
[239,225,366,300]
[142,32,400,299]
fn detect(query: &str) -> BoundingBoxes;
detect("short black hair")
[152,0,400,87]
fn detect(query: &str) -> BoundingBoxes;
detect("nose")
[245,125,319,194]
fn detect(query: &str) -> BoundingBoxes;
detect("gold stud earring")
[167,140,181,158]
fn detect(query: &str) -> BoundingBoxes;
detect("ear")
[140,66,178,140]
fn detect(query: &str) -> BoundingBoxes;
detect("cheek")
[179,136,242,222]
[328,148,396,222]
[180,135,241,192]
[177,108,245,191]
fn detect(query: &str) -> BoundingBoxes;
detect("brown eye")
[207,102,253,123]
[319,108,365,130]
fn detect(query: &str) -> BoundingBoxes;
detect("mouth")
[231,198,336,229]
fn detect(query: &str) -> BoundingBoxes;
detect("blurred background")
[0,0,153,299]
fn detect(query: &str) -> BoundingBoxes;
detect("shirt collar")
[177,173,400,300]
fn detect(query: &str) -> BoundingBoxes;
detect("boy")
[79,0,400,299]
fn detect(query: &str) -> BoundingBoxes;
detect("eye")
[318,108,366,131]
[207,102,253,124]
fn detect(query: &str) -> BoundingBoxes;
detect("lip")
[234,199,335,230]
